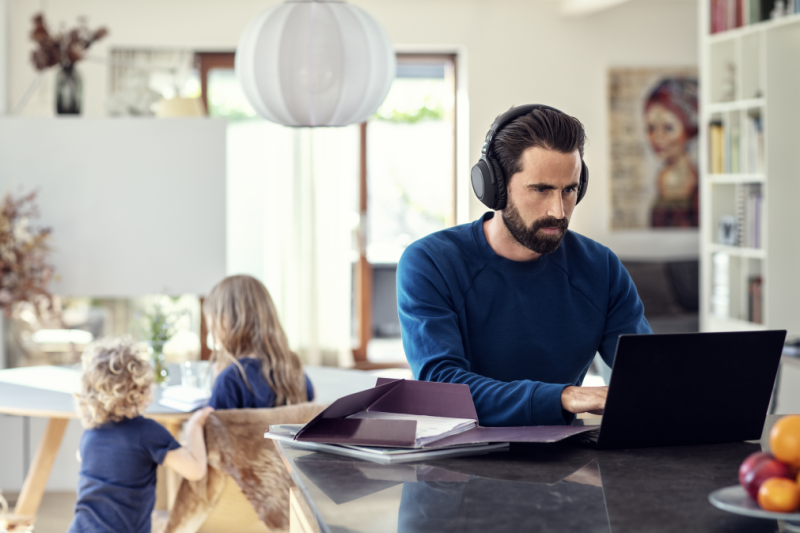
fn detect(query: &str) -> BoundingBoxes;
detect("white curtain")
[227,121,359,367]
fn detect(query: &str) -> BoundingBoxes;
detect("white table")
[0,364,379,519]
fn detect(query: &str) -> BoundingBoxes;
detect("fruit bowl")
[709,485,800,531]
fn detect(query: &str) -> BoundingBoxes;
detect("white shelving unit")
[700,4,800,337]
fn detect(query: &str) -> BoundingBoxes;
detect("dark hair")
[490,107,587,182]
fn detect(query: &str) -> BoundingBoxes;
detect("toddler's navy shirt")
[208,358,315,409]
[68,416,180,533]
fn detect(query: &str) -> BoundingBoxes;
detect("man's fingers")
[561,385,608,414]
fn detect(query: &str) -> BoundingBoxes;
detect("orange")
[757,478,800,513]
[769,415,800,468]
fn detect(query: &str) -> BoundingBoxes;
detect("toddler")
[204,275,314,409]
[68,337,213,533]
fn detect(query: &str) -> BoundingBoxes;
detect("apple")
[739,452,772,487]
[742,456,794,501]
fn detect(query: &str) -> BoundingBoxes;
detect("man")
[397,105,651,426]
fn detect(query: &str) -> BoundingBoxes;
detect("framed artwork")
[609,68,699,230]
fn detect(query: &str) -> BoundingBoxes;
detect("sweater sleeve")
[397,244,570,427]
[305,374,315,402]
[598,252,653,367]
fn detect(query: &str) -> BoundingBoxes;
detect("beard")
[503,198,569,255]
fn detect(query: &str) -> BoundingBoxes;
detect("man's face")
[502,146,582,254]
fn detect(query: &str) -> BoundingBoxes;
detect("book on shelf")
[735,183,763,249]
[710,0,795,33]
[746,114,765,174]
[708,117,764,175]
[749,276,763,324]
[710,120,724,174]
[730,121,740,174]
[711,0,743,33]
[717,183,762,249]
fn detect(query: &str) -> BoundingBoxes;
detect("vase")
[149,342,169,386]
[55,66,83,115]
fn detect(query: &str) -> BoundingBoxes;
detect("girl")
[68,337,213,533]
[204,275,314,409]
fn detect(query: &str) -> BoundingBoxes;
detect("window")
[196,52,458,366]
[366,55,457,264]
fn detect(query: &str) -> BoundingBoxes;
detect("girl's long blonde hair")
[203,275,306,406]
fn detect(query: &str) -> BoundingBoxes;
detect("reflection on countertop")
[279,416,785,533]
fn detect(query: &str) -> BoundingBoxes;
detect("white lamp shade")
[236,0,396,127]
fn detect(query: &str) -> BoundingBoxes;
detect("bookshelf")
[700,2,800,337]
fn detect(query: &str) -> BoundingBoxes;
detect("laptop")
[582,330,786,450]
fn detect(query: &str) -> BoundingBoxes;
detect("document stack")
[158,385,210,412]
[265,379,597,464]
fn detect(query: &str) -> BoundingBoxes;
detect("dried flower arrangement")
[30,13,108,71]
[0,191,55,317]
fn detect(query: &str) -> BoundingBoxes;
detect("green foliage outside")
[374,96,445,124]
[208,78,446,124]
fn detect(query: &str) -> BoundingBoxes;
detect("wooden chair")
[155,473,281,533]
[197,476,272,533]
[162,403,326,533]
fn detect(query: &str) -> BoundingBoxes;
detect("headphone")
[470,104,589,210]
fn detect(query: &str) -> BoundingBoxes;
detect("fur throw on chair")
[164,403,327,533]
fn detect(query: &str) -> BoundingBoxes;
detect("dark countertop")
[277,415,788,533]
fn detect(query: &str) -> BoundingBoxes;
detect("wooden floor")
[4,492,76,533]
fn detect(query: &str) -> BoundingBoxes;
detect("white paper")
[346,411,476,446]
[161,385,209,402]
[158,396,205,412]
[158,385,210,412]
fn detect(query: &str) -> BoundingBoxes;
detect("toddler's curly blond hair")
[75,336,153,429]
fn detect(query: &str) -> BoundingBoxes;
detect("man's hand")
[561,386,607,415]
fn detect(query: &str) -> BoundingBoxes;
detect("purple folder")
[294,379,598,448]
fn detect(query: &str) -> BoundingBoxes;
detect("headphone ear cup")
[471,159,497,209]
[490,157,508,210]
[577,161,589,205]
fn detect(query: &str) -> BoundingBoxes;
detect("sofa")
[621,260,699,334]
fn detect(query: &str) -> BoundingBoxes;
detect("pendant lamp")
[235,0,396,127]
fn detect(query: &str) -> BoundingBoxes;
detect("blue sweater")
[397,212,652,426]
[208,358,315,410]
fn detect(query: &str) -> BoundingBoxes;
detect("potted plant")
[141,302,187,386]
[30,13,108,115]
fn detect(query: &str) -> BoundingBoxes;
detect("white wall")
[0,118,227,296]
[776,361,800,415]
[0,417,83,492]
[6,0,699,259]
[0,0,7,114]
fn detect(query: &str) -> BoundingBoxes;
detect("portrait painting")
[609,68,699,230]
